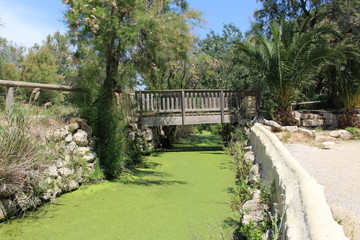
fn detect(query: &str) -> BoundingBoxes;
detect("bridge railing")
[135,89,259,115]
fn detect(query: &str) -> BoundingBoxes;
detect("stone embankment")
[0,118,97,221]
[249,123,348,240]
[293,110,360,129]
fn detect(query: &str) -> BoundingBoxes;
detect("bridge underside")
[140,113,252,126]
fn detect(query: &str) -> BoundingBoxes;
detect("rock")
[42,189,55,202]
[48,165,58,177]
[68,180,79,191]
[74,147,91,157]
[73,130,89,146]
[323,112,338,129]
[0,199,17,220]
[242,190,264,225]
[302,119,324,127]
[64,134,73,143]
[262,119,282,131]
[263,125,272,132]
[249,164,260,184]
[297,128,315,138]
[244,146,252,152]
[15,193,32,211]
[293,111,301,118]
[281,126,298,132]
[329,130,352,140]
[244,151,255,164]
[128,123,138,131]
[301,113,322,119]
[143,142,154,153]
[143,128,153,141]
[83,152,97,162]
[66,141,77,154]
[66,122,80,133]
[321,141,335,149]
[58,167,73,177]
[56,159,67,168]
[128,132,136,141]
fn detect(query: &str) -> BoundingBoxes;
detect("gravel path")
[285,141,360,240]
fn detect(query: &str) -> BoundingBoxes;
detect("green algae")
[0,134,236,240]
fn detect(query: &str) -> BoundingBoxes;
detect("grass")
[0,132,236,240]
[0,107,60,197]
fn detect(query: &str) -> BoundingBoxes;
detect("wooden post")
[255,90,260,115]
[220,90,224,124]
[181,90,185,125]
[139,92,143,120]
[5,87,14,111]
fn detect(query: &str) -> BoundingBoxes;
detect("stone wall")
[127,120,154,154]
[293,111,338,129]
[0,118,97,221]
[249,123,348,240]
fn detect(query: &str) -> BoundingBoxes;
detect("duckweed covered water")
[0,133,236,240]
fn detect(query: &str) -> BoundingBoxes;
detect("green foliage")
[240,221,268,240]
[345,127,360,140]
[234,19,345,124]
[87,161,105,182]
[0,107,56,196]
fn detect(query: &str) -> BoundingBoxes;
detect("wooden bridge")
[134,89,259,126]
[0,80,259,127]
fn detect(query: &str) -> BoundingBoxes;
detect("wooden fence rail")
[0,79,78,110]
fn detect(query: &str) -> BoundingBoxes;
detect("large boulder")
[242,190,264,225]
[329,130,352,140]
[73,130,89,146]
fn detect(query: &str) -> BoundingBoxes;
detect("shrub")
[0,107,55,196]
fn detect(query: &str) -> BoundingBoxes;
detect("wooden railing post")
[5,87,14,111]
[255,90,260,115]
[181,90,185,125]
[220,90,224,124]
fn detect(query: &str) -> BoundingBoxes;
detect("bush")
[0,107,55,196]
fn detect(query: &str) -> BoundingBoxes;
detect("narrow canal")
[0,133,236,240]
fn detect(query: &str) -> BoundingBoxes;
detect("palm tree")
[322,59,360,127]
[234,19,341,125]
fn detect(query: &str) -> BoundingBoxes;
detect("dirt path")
[285,141,360,240]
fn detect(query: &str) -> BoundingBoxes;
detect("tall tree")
[63,0,200,178]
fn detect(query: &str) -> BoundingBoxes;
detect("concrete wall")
[250,123,348,240]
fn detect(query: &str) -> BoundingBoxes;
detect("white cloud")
[0,1,67,48]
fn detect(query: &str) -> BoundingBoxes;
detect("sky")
[0,0,261,49]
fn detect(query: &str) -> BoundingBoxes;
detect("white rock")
[329,130,352,140]
[66,141,77,154]
[58,167,73,177]
[293,111,301,118]
[244,151,255,163]
[297,128,315,138]
[249,164,260,184]
[48,165,58,177]
[74,147,91,156]
[56,159,67,168]
[83,152,97,162]
[68,180,79,191]
[64,134,73,143]
[321,142,335,149]
[73,130,89,146]
[143,128,153,141]
[281,126,298,132]
[66,122,80,133]
[242,190,264,225]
